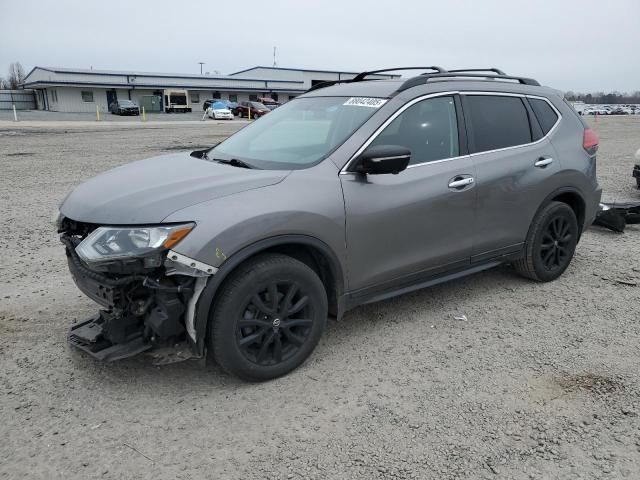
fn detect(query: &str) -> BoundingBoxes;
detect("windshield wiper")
[211,158,256,169]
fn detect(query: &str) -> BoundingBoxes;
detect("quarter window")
[81,91,94,102]
[369,96,459,165]
[465,95,532,153]
[529,98,559,135]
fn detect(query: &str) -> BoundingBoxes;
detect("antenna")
[273,46,277,67]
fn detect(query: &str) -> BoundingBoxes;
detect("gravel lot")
[1,116,639,480]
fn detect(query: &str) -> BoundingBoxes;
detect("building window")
[249,94,258,101]
[229,94,237,102]
[81,91,94,102]
[190,93,200,103]
[212,91,221,99]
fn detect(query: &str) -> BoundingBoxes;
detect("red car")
[233,101,270,118]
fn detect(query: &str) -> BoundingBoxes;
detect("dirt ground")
[1,116,639,480]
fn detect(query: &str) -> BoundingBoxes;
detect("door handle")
[448,176,475,189]
[535,157,553,168]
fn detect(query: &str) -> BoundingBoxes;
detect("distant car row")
[203,97,279,120]
[108,96,281,117]
[574,104,640,116]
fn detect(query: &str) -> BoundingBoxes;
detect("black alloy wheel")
[210,253,327,381]
[237,280,313,366]
[513,201,578,282]
[539,216,573,271]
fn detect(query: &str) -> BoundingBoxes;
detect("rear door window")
[529,98,559,135]
[465,95,532,153]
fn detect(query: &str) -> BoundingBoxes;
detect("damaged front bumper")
[62,231,214,362]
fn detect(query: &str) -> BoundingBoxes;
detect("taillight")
[583,128,599,156]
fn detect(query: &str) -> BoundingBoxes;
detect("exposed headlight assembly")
[75,223,194,267]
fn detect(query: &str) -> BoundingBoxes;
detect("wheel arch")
[192,235,345,356]
[522,187,587,249]
[545,187,586,236]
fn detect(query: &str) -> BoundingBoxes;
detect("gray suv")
[57,67,602,381]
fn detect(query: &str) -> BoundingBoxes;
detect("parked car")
[57,66,601,381]
[206,101,234,120]
[109,99,140,116]
[257,97,281,110]
[233,101,270,118]
[203,99,236,111]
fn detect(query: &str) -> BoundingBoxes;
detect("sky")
[1,0,639,93]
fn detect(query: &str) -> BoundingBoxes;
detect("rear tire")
[209,254,328,382]
[513,201,578,282]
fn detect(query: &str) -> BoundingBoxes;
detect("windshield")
[212,101,228,109]
[210,96,382,169]
[250,102,268,110]
[119,100,135,106]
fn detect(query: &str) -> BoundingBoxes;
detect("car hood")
[60,152,289,224]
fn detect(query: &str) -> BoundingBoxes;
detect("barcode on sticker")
[343,97,387,108]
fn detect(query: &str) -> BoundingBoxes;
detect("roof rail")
[447,68,507,75]
[305,67,540,94]
[305,66,448,93]
[397,72,540,92]
[352,66,447,81]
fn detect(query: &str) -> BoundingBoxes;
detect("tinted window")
[529,98,559,135]
[369,96,459,165]
[466,95,532,153]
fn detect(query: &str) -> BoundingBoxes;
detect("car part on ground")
[593,202,640,232]
[58,66,602,380]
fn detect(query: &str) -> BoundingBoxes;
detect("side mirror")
[352,145,411,175]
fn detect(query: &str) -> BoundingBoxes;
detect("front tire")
[513,201,579,282]
[209,254,328,381]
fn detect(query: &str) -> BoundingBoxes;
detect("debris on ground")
[593,202,640,232]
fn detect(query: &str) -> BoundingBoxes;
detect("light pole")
[198,62,205,75]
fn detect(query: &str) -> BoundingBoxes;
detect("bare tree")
[7,62,26,89]
[0,76,7,89]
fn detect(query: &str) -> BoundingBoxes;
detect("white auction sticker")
[343,97,388,108]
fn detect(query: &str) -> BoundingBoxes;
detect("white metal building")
[22,66,397,113]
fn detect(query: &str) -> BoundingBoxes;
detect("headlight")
[75,223,194,266]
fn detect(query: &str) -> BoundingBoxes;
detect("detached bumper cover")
[69,313,151,361]
[593,202,640,232]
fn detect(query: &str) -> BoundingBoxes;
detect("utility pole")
[273,46,277,67]
[198,62,205,75]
